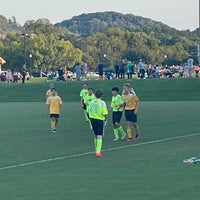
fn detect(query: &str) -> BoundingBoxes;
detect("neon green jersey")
[111,94,124,112]
[89,99,108,120]
[84,94,96,112]
[80,89,88,99]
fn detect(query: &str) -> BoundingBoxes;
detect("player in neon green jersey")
[88,89,108,158]
[111,87,127,141]
[80,82,89,122]
[84,87,96,131]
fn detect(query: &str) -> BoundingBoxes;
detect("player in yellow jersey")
[80,82,89,122]
[46,88,63,133]
[122,84,140,141]
[46,83,55,99]
[88,89,108,158]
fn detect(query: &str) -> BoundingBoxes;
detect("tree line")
[0,13,198,73]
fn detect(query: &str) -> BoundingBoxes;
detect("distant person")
[119,59,126,79]
[193,65,200,77]
[57,67,65,81]
[82,62,88,80]
[137,59,146,79]
[127,61,134,79]
[98,63,104,80]
[21,67,26,84]
[74,62,82,81]
[187,55,194,77]
[114,63,120,79]
[88,89,108,158]
[46,88,63,133]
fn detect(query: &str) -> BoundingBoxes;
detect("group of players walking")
[80,81,140,158]
[45,81,140,158]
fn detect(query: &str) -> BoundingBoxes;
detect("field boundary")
[0,132,200,171]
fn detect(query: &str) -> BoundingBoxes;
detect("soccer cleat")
[121,134,126,140]
[96,152,103,158]
[52,129,57,134]
[134,133,139,141]
[127,138,133,142]
[113,138,119,141]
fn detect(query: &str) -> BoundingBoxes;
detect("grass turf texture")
[0,78,200,200]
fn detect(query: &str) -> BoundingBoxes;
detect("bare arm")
[134,100,139,115]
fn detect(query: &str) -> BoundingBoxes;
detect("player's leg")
[87,112,93,131]
[113,112,119,141]
[126,120,132,141]
[132,112,139,141]
[50,116,57,133]
[125,110,133,141]
[95,120,104,157]
[116,111,126,140]
[133,122,139,141]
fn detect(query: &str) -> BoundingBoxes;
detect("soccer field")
[0,101,200,200]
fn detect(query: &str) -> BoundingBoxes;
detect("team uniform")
[80,89,88,110]
[84,93,96,130]
[111,94,127,140]
[80,88,89,123]
[84,93,96,113]
[88,98,108,157]
[122,92,139,141]
[46,95,63,133]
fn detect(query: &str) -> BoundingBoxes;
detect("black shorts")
[112,111,123,124]
[90,118,104,136]
[81,100,86,110]
[125,110,137,123]
[50,114,59,118]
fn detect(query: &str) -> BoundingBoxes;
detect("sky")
[0,0,199,31]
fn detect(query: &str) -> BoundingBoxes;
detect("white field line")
[0,132,200,171]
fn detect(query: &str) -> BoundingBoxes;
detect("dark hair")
[83,82,88,85]
[112,87,119,92]
[88,87,93,91]
[95,89,104,98]
[50,87,56,92]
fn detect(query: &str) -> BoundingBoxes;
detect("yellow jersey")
[46,95,63,114]
[122,93,139,110]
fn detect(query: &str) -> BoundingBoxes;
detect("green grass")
[0,78,200,200]
[1,77,200,101]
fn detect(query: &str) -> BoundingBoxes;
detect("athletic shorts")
[125,110,137,123]
[90,118,104,136]
[112,111,123,124]
[50,114,59,118]
[82,100,86,110]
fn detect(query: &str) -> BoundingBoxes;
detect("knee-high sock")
[127,128,132,139]
[113,128,119,139]
[96,138,103,153]
[51,121,56,129]
[118,126,126,136]
[84,110,89,121]
[94,138,97,150]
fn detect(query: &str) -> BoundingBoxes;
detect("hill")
[55,11,196,39]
